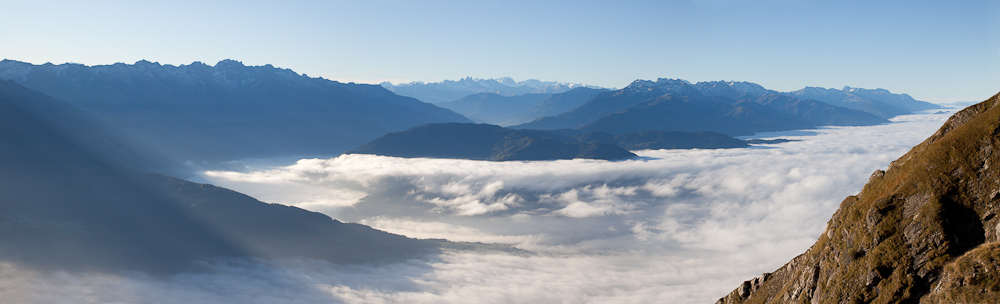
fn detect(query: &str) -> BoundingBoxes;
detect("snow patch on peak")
[215,59,246,68]
[628,79,657,87]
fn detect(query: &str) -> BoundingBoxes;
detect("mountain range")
[513,79,888,136]
[717,92,1000,303]
[381,77,602,104]
[0,58,915,164]
[401,77,933,139]
[435,87,610,126]
[783,86,939,119]
[438,92,554,126]
[0,60,471,164]
[0,79,437,273]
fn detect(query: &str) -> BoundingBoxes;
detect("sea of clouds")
[4,110,952,304]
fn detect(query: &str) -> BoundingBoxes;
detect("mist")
[5,111,952,303]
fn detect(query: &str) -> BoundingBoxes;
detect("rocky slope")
[717,92,1000,303]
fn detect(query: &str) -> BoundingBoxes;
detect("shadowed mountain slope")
[570,93,814,136]
[742,94,889,127]
[717,92,1000,303]
[0,81,436,274]
[0,60,470,163]
[845,86,940,113]
[696,80,938,119]
[785,87,918,119]
[514,79,892,136]
[515,79,705,131]
[576,130,748,150]
[510,87,609,125]
[346,123,637,161]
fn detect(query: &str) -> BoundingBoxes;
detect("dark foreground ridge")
[717,92,1000,303]
[345,123,754,161]
[347,123,638,161]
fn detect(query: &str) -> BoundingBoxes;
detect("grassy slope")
[717,92,1000,304]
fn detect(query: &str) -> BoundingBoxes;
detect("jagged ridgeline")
[0,60,471,163]
[718,92,1000,303]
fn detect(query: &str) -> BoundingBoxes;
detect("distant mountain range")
[785,86,939,119]
[512,87,610,125]
[717,91,1000,303]
[0,79,436,273]
[0,60,471,164]
[513,79,889,136]
[438,92,554,126]
[346,123,751,161]
[435,87,610,126]
[389,77,933,137]
[741,93,889,126]
[381,77,603,104]
[0,59,933,162]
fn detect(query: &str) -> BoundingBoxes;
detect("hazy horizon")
[3,1,997,103]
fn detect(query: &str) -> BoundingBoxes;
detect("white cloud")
[19,110,949,304]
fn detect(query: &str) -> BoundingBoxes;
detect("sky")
[4,110,951,303]
[1,0,997,103]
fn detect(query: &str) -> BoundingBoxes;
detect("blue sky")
[1,0,997,103]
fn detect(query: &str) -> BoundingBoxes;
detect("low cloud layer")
[6,111,953,303]
[202,112,947,252]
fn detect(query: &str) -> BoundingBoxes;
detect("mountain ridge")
[346,123,752,161]
[438,92,553,126]
[0,59,471,164]
[346,123,637,161]
[381,77,601,104]
[0,79,438,274]
[717,91,1000,303]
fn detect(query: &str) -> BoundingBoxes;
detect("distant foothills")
[0,58,946,275]
[0,59,938,165]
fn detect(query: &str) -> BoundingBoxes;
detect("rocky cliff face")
[717,92,1000,304]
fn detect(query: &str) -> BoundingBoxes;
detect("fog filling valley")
[5,111,951,303]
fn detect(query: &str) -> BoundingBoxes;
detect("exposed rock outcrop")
[718,92,1000,303]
